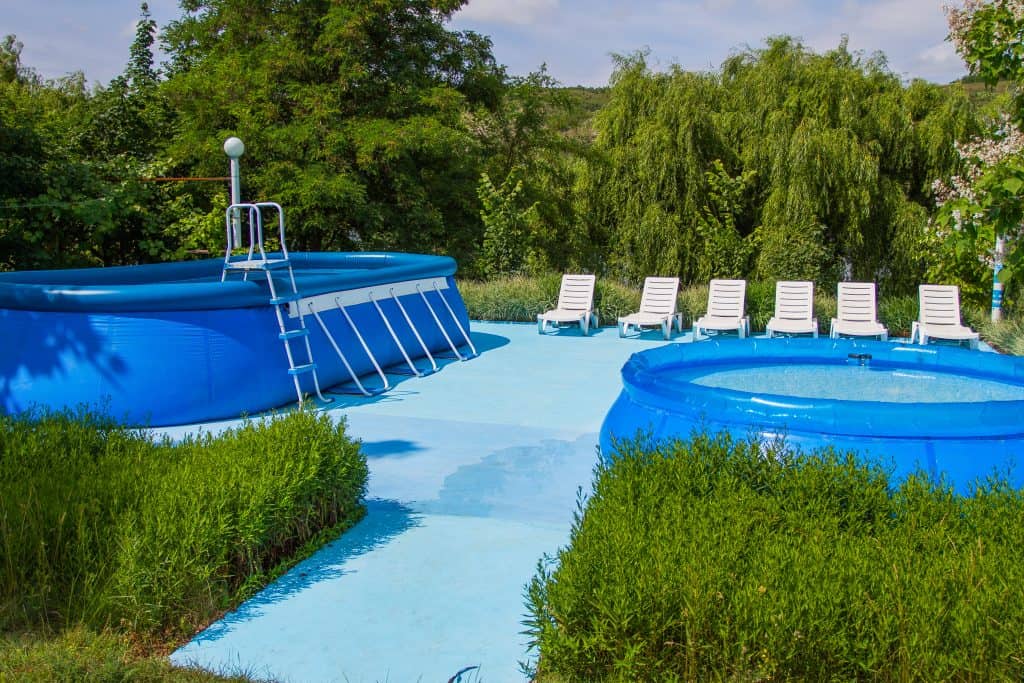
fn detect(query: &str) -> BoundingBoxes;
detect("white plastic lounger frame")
[618,277,683,340]
[830,282,888,340]
[766,280,818,338]
[538,274,599,335]
[692,279,750,341]
[911,284,979,349]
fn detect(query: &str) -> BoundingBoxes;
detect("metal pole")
[992,234,1005,322]
[223,137,245,248]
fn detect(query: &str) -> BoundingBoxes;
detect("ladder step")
[278,328,309,341]
[270,293,302,305]
[225,258,292,271]
[287,363,318,376]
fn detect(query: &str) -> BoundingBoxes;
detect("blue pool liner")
[0,252,470,426]
[600,337,1024,494]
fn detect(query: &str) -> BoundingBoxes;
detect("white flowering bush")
[934,2,1024,295]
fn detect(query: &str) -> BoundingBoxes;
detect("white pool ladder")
[221,202,329,407]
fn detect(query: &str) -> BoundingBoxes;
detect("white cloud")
[918,41,959,67]
[455,0,560,26]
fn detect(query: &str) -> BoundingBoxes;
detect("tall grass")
[0,627,253,682]
[977,315,1024,354]
[460,275,931,337]
[0,408,367,637]
[524,433,1024,681]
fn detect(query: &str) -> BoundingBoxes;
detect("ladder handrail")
[223,202,289,264]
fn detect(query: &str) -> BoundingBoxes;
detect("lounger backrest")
[774,281,814,321]
[706,279,747,318]
[919,284,963,326]
[639,277,680,316]
[556,274,596,312]
[837,282,878,323]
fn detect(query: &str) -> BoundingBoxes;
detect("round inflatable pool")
[0,252,471,426]
[600,338,1024,493]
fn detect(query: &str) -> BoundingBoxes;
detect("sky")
[1,0,967,88]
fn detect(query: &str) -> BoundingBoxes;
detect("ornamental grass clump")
[524,432,1024,681]
[0,408,367,636]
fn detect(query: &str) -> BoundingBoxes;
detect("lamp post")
[223,137,245,248]
[992,234,1005,322]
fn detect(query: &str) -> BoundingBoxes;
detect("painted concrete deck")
[168,321,684,682]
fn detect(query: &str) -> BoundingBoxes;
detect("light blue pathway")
[169,322,683,682]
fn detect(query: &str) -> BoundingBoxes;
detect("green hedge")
[458,275,960,338]
[0,409,367,636]
[524,433,1024,681]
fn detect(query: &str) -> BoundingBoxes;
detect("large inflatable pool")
[0,252,472,426]
[600,338,1024,494]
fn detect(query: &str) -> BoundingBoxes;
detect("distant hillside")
[949,77,1013,112]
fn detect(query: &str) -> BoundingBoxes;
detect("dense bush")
[524,433,1024,681]
[459,275,944,338]
[0,408,367,635]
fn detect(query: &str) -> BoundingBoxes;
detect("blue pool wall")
[600,338,1024,494]
[0,252,469,426]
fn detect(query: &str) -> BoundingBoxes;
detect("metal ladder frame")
[221,202,330,407]
[278,276,476,396]
[415,283,478,360]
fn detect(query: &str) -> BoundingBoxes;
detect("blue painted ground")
[167,321,686,683]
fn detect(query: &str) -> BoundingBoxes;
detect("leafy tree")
[468,68,593,276]
[934,1,1024,306]
[159,0,505,262]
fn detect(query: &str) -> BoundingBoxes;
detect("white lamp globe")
[223,137,245,159]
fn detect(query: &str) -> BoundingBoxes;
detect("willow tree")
[582,39,980,290]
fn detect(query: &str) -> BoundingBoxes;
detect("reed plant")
[524,433,1024,681]
[0,408,367,637]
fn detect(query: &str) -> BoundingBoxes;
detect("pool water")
[681,363,1024,403]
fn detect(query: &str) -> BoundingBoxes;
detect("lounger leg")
[581,316,589,336]
[662,319,671,340]
[881,331,888,342]
[537,315,545,334]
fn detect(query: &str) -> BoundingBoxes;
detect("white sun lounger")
[830,282,888,340]
[766,280,818,338]
[911,284,979,349]
[537,274,599,336]
[692,279,749,340]
[618,277,683,340]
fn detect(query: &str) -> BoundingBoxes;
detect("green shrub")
[877,295,917,337]
[459,274,643,324]
[525,433,1024,681]
[0,408,367,636]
